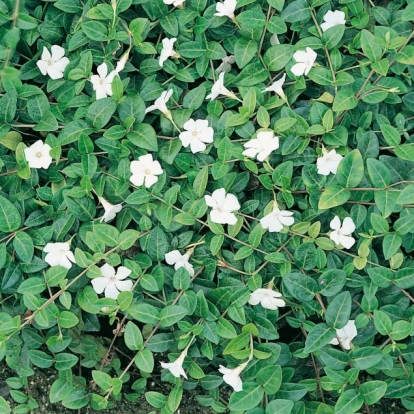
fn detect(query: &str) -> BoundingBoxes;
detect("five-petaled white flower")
[24,140,53,169]
[216,55,236,74]
[91,264,133,300]
[291,47,317,77]
[329,320,357,350]
[145,89,173,119]
[329,216,356,249]
[160,349,188,379]
[204,188,240,225]
[317,148,343,176]
[165,250,195,276]
[263,74,286,100]
[36,45,69,80]
[99,197,122,223]
[163,0,186,6]
[159,38,180,67]
[248,288,286,310]
[242,131,280,162]
[214,0,237,19]
[44,242,76,269]
[206,72,238,101]
[218,362,248,392]
[130,154,163,189]
[90,63,117,100]
[179,119,214,153]
[260,206,294,233]
[321,10,346,32]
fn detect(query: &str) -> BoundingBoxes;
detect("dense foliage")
[1,0,414,412]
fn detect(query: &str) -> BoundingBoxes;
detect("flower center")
[99,79,106,85]
[191,130,198,137]
[145,168,152,175]
[47,59,53,66]
[36,151,43,158]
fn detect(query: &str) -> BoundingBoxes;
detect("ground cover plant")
[1,0,414,413]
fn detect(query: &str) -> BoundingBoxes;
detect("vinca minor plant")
[1,0,414,413]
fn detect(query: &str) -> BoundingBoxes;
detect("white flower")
[145,89,173,119]
[90,63,117,100]
[24,140,53,169]
[130,154,163,188]
[160,349,188,379]
[242,131,280,162]
[248,288,286,310]
[263,74,286,100]
[179,119,214,153]
[260,207,294,233]
[218,362,247,392]
[206,72,238,101]
[163,0,185,6]
[115,52,129,73]
[321,10,346,32]
[216,55,236,74]
[317,148,343,176]
[36,45,69,80]
[214,0,237,19]
[44,242,76,269]
[270,34,280,46]
[91,264,133,300]
[159,38,180,67]
[329,320,357,350]
[165,250,195,276]
[329,216,356,249]
[204,188,240,225]
[99,197,122,223]
[291,47,317,77]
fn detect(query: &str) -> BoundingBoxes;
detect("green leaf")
[217,317,237,339]
[265,399,294,414]
[28,350,53,368]
[366,158,391,188]
[359,381,387,405]
[127,124,158,152]
[0,195,21,233]
[59,311,79,328]
[383,233,402,260]
[360,30,382,62]
[257,366,282,394]
[380,124,400,146]
[159,305,188,327]
[397,184,414,204]
[283,272,318,302]
[134,348,154,373]
[373,310,392,335]
[390,320,412,341]
[322,25,345,50]
[45,266,68,287]
[304,323,336,353]
[92,371,112,391]
[49,378,73,404]
[13,231,34,262]
[128,303,160,324]
[281,0,310,23]
[336,149,364,188]
[0,396,11,413]
[394,45,414,65]
[318,185,351,209]
[335,389,364,414]
[86,98,117,129]
[124,321,143,351]
[235,38,258,69]
[325,291,352,329]
[332,89,358,112]
[82,21,108,40]
[263,44,294,71]
[146,227,169,260]
[228,385,264,411]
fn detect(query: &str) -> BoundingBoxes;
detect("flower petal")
[91,277,110,294]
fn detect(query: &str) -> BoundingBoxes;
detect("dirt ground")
[0,365,407,413]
